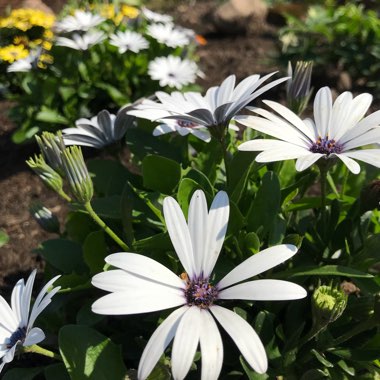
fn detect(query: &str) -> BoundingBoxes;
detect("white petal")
[1,344,17,365]
[105,253,184,288]
[138,306,188,380]
[340,149,380,170]
[238,139,304,152]
[10,280,23,325]
[328,91,352,138]
[171,307,201,380]
[264,100,315,141]
[335,154,361,174]
[199,310,223,380]
[313,87,332,137]
[255,147,310,162]
[23,327,45,346]
[91,284,185,315]
[188,190,208,275]
[217,245,298,290]
[163,197,196,278]
[202,191,229,277]
[21,270,37,327]
[153,124,176,136]
[219,279,307,300]
[295,153,324,171]
[210,305,267,374]
[0,296,17,334]
[332,93,372,141]
[342,128,380,151]
[191,129,211,142]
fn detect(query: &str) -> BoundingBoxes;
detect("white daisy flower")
[128,73,289,131]
[237,86,380,174]
[0,270,60,373]
[154,119,211,142]
[148,55,198,89]
[147,23,191,48]
[141,7,173,23]
[92,190,307,379]
[7,56,33,73]
[109,31,149,54]
[62,108,134,148]
[55,31,106,51]
[55,10,105,33]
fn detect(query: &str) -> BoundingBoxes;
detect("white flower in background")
[0,270,60,373]
[148,55,198,89]
[62,108,134,148]
[153,119,239,142]
[55,31,106,50]
[141,7,173,23]
[7,49,41,73]
[237,86,380,174]
[147,23,191,48]
[154,119,211,142]
[55,10,105,32]
[128,73,289,130]
[92,190,307,379]
[109,31,149,54]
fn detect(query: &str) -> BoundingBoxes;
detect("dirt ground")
[0,1,328,291]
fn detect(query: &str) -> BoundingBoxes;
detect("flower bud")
[30,202,60,234]
[286,61,313,115]
[35,131,65,173]
[26,154,64,194]
[312,284,348,326]
[61,146,93,203]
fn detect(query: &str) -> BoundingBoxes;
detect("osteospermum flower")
[128,73,288,135]
[148,55,198,89]
[55,31,106,50]
[146,23,191,48]
[0,270,60,373]
[92,190,306,379]
[62,109,134,148]
[237,86,380,174]
[55,10,105,32]
[109,31,149,54]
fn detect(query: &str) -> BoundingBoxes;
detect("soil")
[0,0,357,291]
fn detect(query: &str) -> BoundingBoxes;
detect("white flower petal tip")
[0,271,60,373]
[239,86,380,173]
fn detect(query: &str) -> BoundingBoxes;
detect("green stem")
[22,344,62,361]
[221,136,230,188]
[85,202,129,251]
[318,164,328,239]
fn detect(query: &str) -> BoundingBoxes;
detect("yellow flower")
[0,44,29,63]
[13,35,29,46]
[38,53,53,68]
[0,8,55,31]
[99,4,115,20]
[120,5,139,19]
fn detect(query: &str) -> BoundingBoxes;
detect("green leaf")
[183,168,213,196]
[143,155,181,194]
[244,232,260,254]
[44,364,71,380]
[311,349,334,367]
[3,368,43,380]
[87,159,132,196]
[83,231,107,274]
[134,232,172,253]
[91,196,122,219]
[35,107,68,124]
[240,356,269,379]
[274,265,373,279]
[246,171,281,237]
[76,300,104,326]
[0,229,9,248]
[59,325,127,380]
[34,239,86,274]
[66,211,95,244]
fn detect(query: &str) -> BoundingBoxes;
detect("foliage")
[279,2,380,94]
[0,3,200,143]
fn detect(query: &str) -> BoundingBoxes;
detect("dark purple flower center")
[7,327,26,349]
[310,136,343,156]
[177,120,198,129]
[184,276,218,309]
